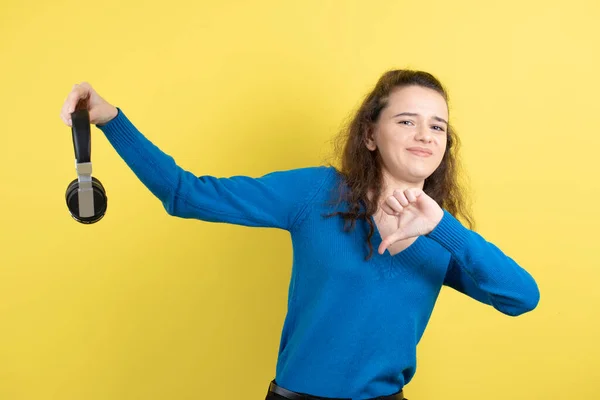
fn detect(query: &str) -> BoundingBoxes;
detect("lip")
[406,147,433,157]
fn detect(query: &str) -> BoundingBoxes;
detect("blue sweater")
[98,108,540,399]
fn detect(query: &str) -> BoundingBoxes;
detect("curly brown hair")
[325,69,475,260]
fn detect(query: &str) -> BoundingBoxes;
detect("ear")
[364,125,377,151]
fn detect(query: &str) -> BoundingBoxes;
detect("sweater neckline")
[367,214,429,265]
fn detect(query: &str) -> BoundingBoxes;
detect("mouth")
[406,147,433,157]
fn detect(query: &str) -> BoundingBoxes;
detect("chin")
[408,175,431,185]
[384,162,435,184]
[392,171,430,185]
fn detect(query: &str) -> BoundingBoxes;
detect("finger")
[68,84,90,112]
[64,85,90,126]
[61,85,79,125]
[381,202,396,216]
[411,187,424,198]
[65,84,80,109]
[405,189,418,204]
[393,189,409,207]
[67,86,87,113]
[60,87,75,124]
[60,108,68,126]
[385,195,404,214]
[378,231,408,254]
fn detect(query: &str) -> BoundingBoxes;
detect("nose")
[415,124,432,143]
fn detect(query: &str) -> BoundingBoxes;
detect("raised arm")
[96,108,331,230]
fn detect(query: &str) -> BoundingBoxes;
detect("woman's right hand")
[60,82,118,127]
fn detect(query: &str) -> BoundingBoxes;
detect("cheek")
[435,145,447,164]
[437,137,448,154]
[377,130,403,152]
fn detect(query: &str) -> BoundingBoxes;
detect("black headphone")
[65,106,108,224]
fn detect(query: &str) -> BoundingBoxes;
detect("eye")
[398,120,414,126]
[432,125,446,132]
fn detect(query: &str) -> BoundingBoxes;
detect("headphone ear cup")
[91,177,108,219]
[65,177,108,224]
[65,178,80,215]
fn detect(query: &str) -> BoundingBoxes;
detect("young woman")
[60,70,540,400]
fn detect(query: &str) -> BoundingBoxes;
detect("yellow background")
[1,0,599,399]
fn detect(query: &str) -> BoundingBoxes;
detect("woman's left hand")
[378,188,444,254]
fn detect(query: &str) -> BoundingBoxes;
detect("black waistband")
[268,380,405,400]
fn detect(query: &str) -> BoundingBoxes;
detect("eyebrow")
[392,112,448,125]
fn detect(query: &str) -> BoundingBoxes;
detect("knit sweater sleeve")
[96,108,330,230]
[426,210,540,316]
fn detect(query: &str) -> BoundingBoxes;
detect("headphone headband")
[71,108,91,164]
[71,107,94,218]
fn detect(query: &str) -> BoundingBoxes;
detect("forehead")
[385,85,449,119]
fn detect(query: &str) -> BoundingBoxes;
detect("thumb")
[378,230,408,255]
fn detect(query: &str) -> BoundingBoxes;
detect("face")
[365,85,449,184]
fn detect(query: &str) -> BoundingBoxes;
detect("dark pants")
[265,380,407,400]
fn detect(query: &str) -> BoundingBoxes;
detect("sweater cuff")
[425,210,471,255]
[96,107,139,149]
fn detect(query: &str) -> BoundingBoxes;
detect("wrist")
[98,106,118,127]
[430,207,444,230]
[107,105,118,122]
